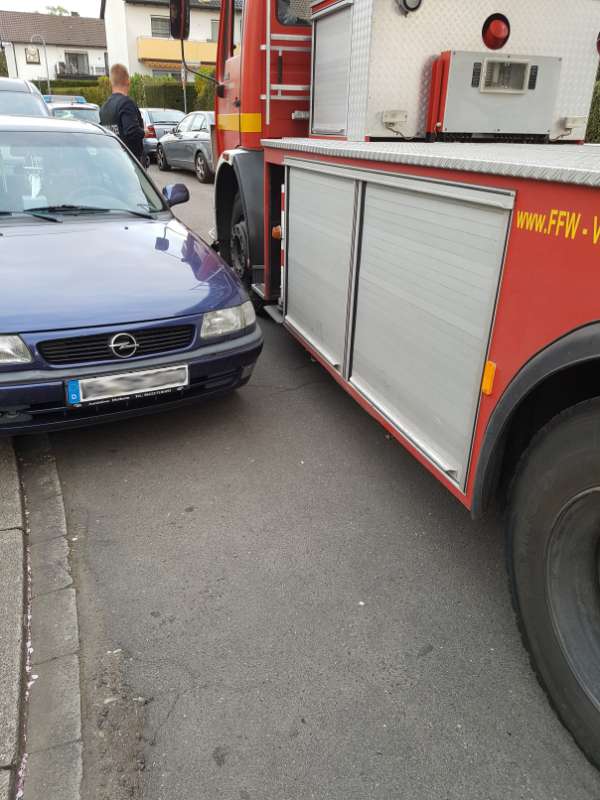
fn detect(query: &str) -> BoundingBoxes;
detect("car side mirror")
[162,183,190,207]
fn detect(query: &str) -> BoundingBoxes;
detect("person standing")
[100,64,145,163]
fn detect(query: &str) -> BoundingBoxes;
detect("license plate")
[66,365,189,405]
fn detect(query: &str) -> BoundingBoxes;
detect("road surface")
[41,165,600,800]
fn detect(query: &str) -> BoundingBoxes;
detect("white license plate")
[66,365,189,405]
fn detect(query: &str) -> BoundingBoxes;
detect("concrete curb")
[16,436,82,800]
[0,438,25,800]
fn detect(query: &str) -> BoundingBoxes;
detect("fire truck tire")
[507,398,600,769]
[229,194,250,284]
[157,145,170,172]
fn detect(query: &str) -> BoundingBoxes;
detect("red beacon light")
[483,14,511,50]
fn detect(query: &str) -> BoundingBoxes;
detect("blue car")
[0,115,262,434]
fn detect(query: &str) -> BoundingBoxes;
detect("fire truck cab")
[171,0,600,769]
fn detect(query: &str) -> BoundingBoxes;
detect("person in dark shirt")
[100,63,145,163]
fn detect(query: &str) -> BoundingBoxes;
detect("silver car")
[140,107,185,164]
[0,78,49,117]
[156,110,214,183]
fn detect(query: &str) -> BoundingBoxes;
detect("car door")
[185,113,210,169]
[166,115,193,166]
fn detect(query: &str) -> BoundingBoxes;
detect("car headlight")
[0,336,33,364]
[201,301,256,339]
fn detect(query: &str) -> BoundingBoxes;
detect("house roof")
[100,0,242,19]
[0,11,106,48]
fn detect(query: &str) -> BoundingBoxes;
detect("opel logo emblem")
[109,332,138,359]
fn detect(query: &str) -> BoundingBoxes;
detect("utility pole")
[30,34,50,95]
[181,60,187,114]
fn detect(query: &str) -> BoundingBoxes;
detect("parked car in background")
[47,102,100,124]
[0,115,262,435]
[157,111,215,183]
[43,94,87,104]
[140,108,185,164]
[0,79,49,117]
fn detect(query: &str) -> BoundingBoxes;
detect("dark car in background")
[157,110,214,183]
[48,102,100,123]
[140,107,185,164]
[0,78,49,117]
[0,115,262,435]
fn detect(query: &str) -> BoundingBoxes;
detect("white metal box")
[441,51,562,137]
[310,0,600,141]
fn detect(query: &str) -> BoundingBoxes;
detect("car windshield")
[0,92,48,117]
[0,131,165,215]
[149,110,184,124]
[52,107,100,123]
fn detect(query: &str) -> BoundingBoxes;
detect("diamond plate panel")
[359,0,600,140]
[346,0,374,141]
[262,138,600,187]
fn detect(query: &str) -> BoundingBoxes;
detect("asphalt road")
[47,166,600,799]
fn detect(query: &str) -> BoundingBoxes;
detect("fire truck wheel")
[229,194,250,284]
[507,398,600,769]
[157,146,170,172]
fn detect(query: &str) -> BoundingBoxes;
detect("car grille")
[38,325,195,366]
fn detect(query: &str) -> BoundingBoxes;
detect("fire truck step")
[263,305,284,324]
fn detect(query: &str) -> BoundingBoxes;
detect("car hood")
[1,216,245,333]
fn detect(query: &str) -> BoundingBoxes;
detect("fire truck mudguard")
[214,149,264,283]
[472,321,600,519]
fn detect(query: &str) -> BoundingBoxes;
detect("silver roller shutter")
[285,167,356,368]
[311,5,352,136]
[351,180,512,486]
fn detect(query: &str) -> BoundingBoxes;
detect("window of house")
[64,52,90,75]
[151,16,171,38]
[210,19,219,42]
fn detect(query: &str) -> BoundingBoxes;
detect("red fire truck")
[171,0,600,767]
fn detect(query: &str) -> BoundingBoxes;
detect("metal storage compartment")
[309,0,598,142]
[284,158,514,487]
[285,167,356,367]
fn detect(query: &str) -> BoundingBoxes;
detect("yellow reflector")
[481,360,497,396]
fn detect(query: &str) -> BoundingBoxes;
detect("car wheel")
[195,151,211,184]
[157,146,170,171]
[507,398,600,769]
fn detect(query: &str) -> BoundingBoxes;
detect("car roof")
[0,114,109,134]
[0,78,36,94]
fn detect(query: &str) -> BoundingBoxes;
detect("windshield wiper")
[25,205,155,220]
[22,209,63,222]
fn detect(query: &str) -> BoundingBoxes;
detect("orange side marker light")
[482,361,497,396]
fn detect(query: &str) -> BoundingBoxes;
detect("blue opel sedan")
[0,115,262,434]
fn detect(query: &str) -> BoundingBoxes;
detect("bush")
[126,74,197,112]
[586,81,600,143]
[194,68,215,111]
[0,49,8,78]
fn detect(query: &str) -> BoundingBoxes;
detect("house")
[0,11,108,81]
[101,0,241,79]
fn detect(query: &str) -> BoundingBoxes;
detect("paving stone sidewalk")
[0,439,24,800]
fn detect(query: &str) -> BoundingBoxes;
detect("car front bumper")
[0,327,263,435]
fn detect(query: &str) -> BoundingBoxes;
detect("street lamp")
[30,34,50,96]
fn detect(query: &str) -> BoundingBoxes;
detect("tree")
[0,48,8,78]
[46,5,70,14]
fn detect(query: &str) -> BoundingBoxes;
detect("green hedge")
[586,81,600,143]
[32,77,111,105]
